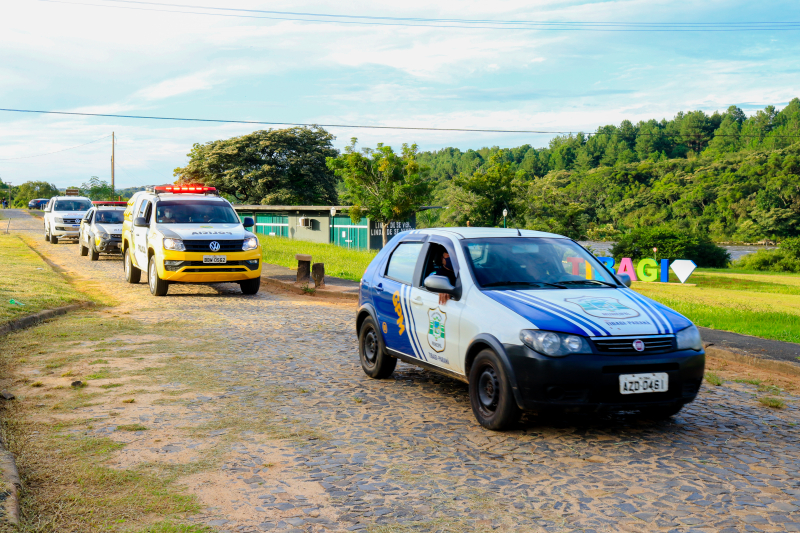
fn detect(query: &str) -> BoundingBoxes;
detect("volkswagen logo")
[632,339,645,352]
[209,241,221,252]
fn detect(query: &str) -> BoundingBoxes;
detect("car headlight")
[242,235,259,251]
[676,325,703,351]
[54,217,64,224]
[163,238,185,251]
[98,232,110,240]
[520,329,589,357]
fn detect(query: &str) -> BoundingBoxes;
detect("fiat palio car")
[355,228,705,430]
[121,185,261,296]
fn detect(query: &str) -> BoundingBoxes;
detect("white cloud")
[135,71,217,101]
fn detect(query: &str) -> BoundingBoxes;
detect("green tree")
[174,127,339,205]
[11,181,60,207]
[438,153,521,228]
[80,176,113,200]
[610,226,730,268]
[327,139,432,245]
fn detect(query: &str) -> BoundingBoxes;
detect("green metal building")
[233,205,415,251]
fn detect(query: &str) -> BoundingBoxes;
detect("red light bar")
[92,201,127,206]
[154,184,216,194]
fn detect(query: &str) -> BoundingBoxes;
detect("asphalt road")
[5,209,800,533]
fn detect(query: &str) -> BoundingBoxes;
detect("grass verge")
[258,235,376,281]
[0,234,89,325]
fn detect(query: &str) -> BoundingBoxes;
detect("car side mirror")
[243,217,255,228]
[424,274,456,295]
[134,217,149,228]
[618,273,632,287]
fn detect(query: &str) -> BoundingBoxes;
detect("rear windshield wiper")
[482,281,567,289]
[556,279,618,288]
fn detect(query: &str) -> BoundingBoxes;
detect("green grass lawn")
[635,270,800,343]
[0,234,89,325]
[258,235,376,281]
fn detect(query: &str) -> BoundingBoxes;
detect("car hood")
[95,224,123,234]
[157,223,247,240]
[54,212,87,219]
[484,287,692,337]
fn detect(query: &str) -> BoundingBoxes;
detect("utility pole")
[111,132,115,195]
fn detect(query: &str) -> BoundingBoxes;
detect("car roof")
[411,227,569,240]
[93,206,126,210]
[51,196,91,201]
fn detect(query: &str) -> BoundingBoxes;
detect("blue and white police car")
[356,228,705,430]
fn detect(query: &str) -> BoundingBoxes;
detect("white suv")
[43,196,92,244]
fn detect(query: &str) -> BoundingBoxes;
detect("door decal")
[427,308,447,353]
[392,291,405,335]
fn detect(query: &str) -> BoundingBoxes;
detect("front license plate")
[203,255,227,264]
[619,373,668,394]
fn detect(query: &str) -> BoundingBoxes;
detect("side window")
[385,242,424,285]
[83,210,93,222]
[421,243,459,285]
[144,202,154,222]
[137,200,149,219]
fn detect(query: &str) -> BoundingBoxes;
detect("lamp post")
[502,208,508,228]
[653,246,658,261]
[330,207,336,243]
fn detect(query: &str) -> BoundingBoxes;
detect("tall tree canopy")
[10,181,60,207]
[174,127,339,205]
[327,139,432,245]
[80,176,113,200]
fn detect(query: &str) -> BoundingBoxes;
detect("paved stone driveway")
[6,211,800,532]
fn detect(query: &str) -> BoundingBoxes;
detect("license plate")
[203,255,227,264]
[619,373,668,394]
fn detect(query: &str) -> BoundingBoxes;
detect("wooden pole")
[111,132,115,195]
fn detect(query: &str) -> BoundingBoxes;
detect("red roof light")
[154,184,216,194]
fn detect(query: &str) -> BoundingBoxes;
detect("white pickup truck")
[43,196,92,244]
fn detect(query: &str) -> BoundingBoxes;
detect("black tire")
[90,244,99,261]
[468,349,520,430]
[639,403,683,420]
[239,277,261,295]
[358,317,396,379]
[50,232,58,244]
[80,243,88,256]
[148,256,168,296]
[124,248,141,284]
[44,226,49,242]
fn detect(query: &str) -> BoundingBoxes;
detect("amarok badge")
[427,308,447,352]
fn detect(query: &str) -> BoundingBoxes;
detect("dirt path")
[2,210,800,532]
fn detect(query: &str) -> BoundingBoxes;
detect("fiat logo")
[209,241,221,252]
[632,339,645,352]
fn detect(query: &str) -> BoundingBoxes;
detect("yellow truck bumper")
[158,249,262,282]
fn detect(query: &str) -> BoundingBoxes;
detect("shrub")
[732,238,800,273]
[611,226,730,268]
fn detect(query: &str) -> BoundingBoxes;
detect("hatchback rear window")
[385,242,423,284]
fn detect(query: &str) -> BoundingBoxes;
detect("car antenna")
[517,228,521,236]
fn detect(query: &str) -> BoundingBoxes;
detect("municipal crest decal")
[565,296,640,319]
[427,308,447,353]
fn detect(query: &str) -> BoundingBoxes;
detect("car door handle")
[375,283,383,293]
[411,296,423,305]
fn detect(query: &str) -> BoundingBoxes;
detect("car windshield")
[155,201,240,224]
[95,210,124,223]
[54,199,91,211]
[463,237,617,289]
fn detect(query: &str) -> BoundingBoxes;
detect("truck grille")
[183,239,244,252]
[593,335,674,354]
[63,218,81,224]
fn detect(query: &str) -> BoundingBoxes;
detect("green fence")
[331,215,369,250]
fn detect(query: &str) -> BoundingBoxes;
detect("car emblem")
[632,339,645,352]
[209,241,221,252]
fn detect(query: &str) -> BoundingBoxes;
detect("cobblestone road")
[6,211,800,532]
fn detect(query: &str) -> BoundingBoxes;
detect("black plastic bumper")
[505,344,705,412]
[97,238,122,253]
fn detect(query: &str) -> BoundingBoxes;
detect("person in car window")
[430,249,456,306]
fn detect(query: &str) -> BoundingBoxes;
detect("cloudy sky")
[1,0,799,189]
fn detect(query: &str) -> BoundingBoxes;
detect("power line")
[0,133,112,161]
[1,107,799,139]
[41,0,800,32]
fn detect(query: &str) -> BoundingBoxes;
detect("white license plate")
[203,255,227,264]
[619,373,668,394]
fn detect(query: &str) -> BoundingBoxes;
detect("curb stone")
[0,302,95,338]
[706,345,800,378]
[0,449,20,526]
[260,275,358,301]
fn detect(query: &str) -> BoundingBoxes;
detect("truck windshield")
[463,237,617,289]
[155,201,240,224]
[95,210,124,223]
[54,199,92,211]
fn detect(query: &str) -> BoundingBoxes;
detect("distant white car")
[78,202,126,260]
[43,196,92,244]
